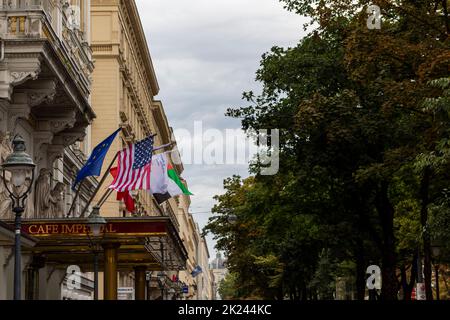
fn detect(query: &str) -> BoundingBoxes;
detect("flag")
[191,266,202,277]
[110,167,135,213]
[149,153,193,204]
[109,135,154,192]
[72,128,121,190]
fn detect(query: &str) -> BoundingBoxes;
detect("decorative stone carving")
[47,144,65,169]
[29,18,41,36]
[10,71,39,87]
[34,168,53,218]
[53,130,86,147]
[0,131,12,163]
[14,78,58,108]
[0,180,12,219]
[28,90,57,107]
[63,133,83,146]
[35,112,77,134]
[33,131,53,163]
[49,118,76,133]
[7,104,31,132]
[0,17,7,35]
[50,182,65,218]
[41,88,73,107]
[0,131,12,219]
[71,143,86,162]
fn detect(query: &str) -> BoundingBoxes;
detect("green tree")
[218,273,239,300]
[205,1,450,300]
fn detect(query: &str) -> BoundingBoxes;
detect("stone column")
[103,243,120,300]
[134,266,146,300]
[25,256,46,300]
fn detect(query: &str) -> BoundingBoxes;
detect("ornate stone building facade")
[196,225,214,300]
[0,0,96,299]
[90,0,163,218]
[89,0,214,300]
[0,0,213,300]
[90,0,170,297]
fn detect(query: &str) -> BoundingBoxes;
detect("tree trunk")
[295,286,300,300]
[400,252,419,300]
[400,265,408,300]
[400,255,418,301]
[276,285,283,300]
[408,253,418,299]
[375,181,398,300]
[301,286,308,301]
[420,167,433,300]
[381,258,398,300]
[355,241,367,300]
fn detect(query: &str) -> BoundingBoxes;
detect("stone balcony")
[0,0,95,171]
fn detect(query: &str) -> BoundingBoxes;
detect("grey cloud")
[135,0,307,254]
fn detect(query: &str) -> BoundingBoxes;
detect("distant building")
[195,224,213,300]
[210,253,228,300]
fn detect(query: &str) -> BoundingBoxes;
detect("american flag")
[109,136,154,192]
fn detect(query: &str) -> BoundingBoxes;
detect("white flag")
[150,153,169,194]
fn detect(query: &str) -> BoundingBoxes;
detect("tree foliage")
[204,0,450,300]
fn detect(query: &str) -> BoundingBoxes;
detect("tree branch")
[443,0,450,37]
[382,1,444,36]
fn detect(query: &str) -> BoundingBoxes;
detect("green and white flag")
[150,153,192,204]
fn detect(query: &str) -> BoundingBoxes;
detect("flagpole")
[80,152,119,218]
[96,139,166,210]
[80,133,159,217]
[153,142,174,152]
[97,188,114,208]
[67,180,84,218]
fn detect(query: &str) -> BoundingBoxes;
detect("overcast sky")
[135,0,308,259]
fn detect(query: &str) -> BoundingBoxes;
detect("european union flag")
[72,128,121,190]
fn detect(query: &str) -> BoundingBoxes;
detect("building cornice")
[122,0,159,96]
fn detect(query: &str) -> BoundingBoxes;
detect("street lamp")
[0,135,36,300]
[86,206,107,300]
[431,242,442,300]
[157,271,166,300]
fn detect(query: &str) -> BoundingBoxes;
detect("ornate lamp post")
[157,271,166,300]
[86,206,107,300]
[0,135,36,300]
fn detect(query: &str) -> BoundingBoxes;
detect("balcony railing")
[0,0,55,22]
[0,0,93,96]
[160,202,180,232]
[0,0,53,9]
